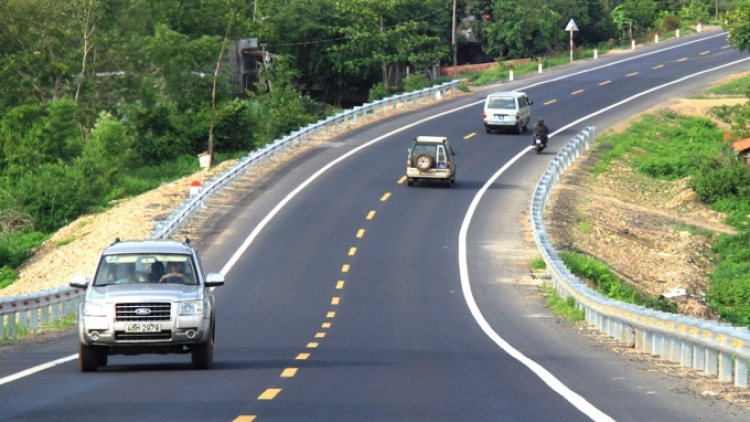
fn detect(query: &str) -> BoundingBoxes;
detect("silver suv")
[406,136,458,188]
[69,237,224,372]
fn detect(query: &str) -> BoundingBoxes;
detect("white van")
[482,91,533,134]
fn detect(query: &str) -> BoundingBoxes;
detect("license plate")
[125,324,161,333]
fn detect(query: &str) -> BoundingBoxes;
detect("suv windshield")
[93,253,198,286]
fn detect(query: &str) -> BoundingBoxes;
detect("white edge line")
[457,56,750,422]
[0,354,77,387]
[0,36,744,391]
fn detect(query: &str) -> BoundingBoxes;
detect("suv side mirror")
[527,97,533,105]
[407,148,411,155]
[205,273,225,287]
[70,274,90,288]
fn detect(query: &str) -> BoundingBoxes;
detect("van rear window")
[487,96,516,109]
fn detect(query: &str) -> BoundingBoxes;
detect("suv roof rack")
[110,237,121,245]
[183,237,191,246]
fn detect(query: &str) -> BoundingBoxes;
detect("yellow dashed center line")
[341,264,350,273]
[599,80,611,85]
[348,247,356,256]
[258,389,281,400]
[626,72,638,77]
[464,133,476,140]
[700,51,710,55]
[331,297,340,305]
[322,322,331,328]
[543,99,556,105]
[677,57,687,62]
[233,416,256,422]
[356,229,365,238]
[380,193,390,201]
[652,65,663,69]
[571,89,584,95]
[281,368,298,378]
[366,211,375,220]
[327,311,336,318]
[336,281,344,289]
[296,353,310,360]
[315,332,326,338]
[397,175,407,184]
[307,342,318,348]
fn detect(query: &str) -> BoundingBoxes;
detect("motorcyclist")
[532,117,549,147]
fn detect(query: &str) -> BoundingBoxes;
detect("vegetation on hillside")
[1,0,748,290]
[570,86,750,326]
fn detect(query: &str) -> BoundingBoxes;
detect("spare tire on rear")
[414,153,433,171]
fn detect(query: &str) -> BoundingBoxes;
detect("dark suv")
[69,238,224,372]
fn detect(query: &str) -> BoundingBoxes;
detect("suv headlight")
[83,301,107,317]
[180,300,204,316]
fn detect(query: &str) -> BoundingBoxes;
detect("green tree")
[725,1,750,53]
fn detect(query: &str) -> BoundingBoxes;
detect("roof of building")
[731,138,750,153]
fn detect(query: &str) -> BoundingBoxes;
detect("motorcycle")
[532,134,546,154]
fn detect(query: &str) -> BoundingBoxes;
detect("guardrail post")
[706,347,719,376]
[694,343,706,370]
[8,312,17,338]
[680,339,693,368]
[642,329,653,352]
[719,351,733,382]
[30,300,39,329]
[736,359,749,388]
[652,332,663,356]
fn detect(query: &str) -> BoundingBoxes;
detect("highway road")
[1,30,750,422]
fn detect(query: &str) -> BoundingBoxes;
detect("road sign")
[565,19,578,31]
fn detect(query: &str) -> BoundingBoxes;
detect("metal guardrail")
[0,80,460,340]
[530,127,750,389]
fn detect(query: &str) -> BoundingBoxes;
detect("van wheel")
[516,124,523,134]
[414,153,433,171]
[485,127,491,133]
[444,178,452,188]
[79,343,100,372]
[407,178,414,186]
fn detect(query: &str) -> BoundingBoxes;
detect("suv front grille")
[115,331,172,341]
[116,303,172,321]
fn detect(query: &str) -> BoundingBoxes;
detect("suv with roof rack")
[406,136,458,188]
[69,237,225,372]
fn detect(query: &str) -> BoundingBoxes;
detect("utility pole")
[452,0,457,78]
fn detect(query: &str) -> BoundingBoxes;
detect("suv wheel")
[97,349,108,367]
[191,325,214,370]
[516,123,523,134]
[414,153,433,171]
[79,343,100,372]
[407,178,414,187]
[444,178,452,188]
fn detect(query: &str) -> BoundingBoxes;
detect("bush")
[0,231,47,269]
[0,265,18,289]
[401,74,430,92]
[691,164,750,205]
[368,82,392,102]
[560,250,676,313]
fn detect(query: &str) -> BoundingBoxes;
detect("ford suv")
[406,136,458,188]
[69,237,224,372]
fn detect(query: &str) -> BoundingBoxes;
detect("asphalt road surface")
[1,30,749,422]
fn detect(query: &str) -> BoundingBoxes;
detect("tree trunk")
[75,0,98,105]
[208,8,237,168]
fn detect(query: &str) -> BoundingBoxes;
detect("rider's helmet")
[538,117,544,123]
